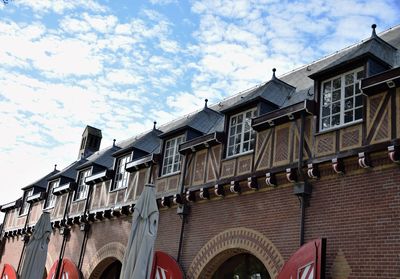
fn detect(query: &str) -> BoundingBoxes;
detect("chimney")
[78,125,102,159]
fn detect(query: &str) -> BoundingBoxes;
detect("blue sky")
[0,0,399,219]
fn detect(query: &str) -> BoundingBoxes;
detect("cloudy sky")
[0,0,399,220]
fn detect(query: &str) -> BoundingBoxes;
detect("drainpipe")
[296,111,311,247]
[176,154,191,263]
[77,182,94,270]
[16,202,33,275]
[54,191,73,279]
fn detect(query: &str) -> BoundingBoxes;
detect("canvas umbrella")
[20,211,52,279]
[120,184,159,279]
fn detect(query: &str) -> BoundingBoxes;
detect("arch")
[187,227,284,279]
[84,242,125,279]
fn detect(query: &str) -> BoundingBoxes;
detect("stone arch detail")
[83,241,125,279]
[187,227,284,279]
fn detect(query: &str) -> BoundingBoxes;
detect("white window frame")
[20,189,33,215]
[112,153,131,191]
[320,67,364,131]
[226,108,257,157]
[45,180,59,209]
[162,135,185,176]
[75,168,92,201]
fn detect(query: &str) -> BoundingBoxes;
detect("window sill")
[315,119,363,136]
[159,171,181,179]
[109,186,128,193]
[223,150,254,161]
[72,198,87,203]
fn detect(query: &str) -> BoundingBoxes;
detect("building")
[1,24,400,279]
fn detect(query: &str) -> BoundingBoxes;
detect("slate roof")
[77,144,121,170]
[160,105,224,138]
[83,125,102,137]
[48,158,87,181]
[21,169,60,190]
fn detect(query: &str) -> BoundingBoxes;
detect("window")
[112,153,131,190]
[45,180,59,209]
[75,168,91,200]
[227,108,257,157]
[162,135,185,175]
[20,189,33,215]
[320,67,364,131]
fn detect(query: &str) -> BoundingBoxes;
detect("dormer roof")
[113,128,162,157]
[77,144,121,170]
[48,158,87,181]
[21,168,60,190]
[159,104,224,138]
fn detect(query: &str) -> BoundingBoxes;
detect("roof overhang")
[0,199,22,212]
[53,182,77,196]
[361,66,400,95]
[252,100,316,131]
[179,132,224,154]
[125,153,160,172]
[85,169,114,185]
[27,192,46,204]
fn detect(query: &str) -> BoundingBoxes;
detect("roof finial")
[153,121,157,130]
[371,24,377,38]
[113,139,116,147]
[54,164,57,171]
[204,99,208,108]
[272,68,277,79]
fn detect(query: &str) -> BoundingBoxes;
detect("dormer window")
[112,153,131,191]
[162,135,185,176]
[75,168,91,200]
[227,108,257,157]
[45,180,59,209]
[320,67,364,131]
[20,189,33,215]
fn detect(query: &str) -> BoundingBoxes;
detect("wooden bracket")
[247,177,258,190]
[199,188,210,200]
[358,152,372,168]
[307,163,320,179]
[286,168,297,183]
[388,145,400,163]
[186,190,196,202]
[265,172,277,187]
[230,181,241,194]
[332,158,345,174]
[173,194,184,205]
[160,196,171,207]
[214,184,225,197]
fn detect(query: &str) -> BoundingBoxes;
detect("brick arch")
[84,242,125,279]
[187,227,284,279]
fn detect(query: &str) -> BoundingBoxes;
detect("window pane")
[237,114,243,123]
[355,108,363,120]
[322,117,330,129]
[345,98,353,110]
[323,93,331,105]
[332,90,340,102]
[323,82,331,93]
[333,78,341,89]
[331,115,340,126]
[332,102,340,114]
[244,132,250,142]
[322,105,330,117]
[355,95,362,107]
[345,86,353,97]
[356,70,364,80]
[345,73,354,85]
[344,110,353,123]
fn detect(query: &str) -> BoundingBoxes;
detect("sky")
[0,0,399,221]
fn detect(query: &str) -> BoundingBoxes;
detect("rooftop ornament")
[371,24,377,38]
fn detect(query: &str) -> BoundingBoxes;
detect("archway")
[212,252,271,279]
[187,227,284,279]
[88,258,122,279]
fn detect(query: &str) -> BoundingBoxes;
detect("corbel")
[121,205,130,215]
[265,172,277,187]
[87,213,96,222]
[332,158,345,174]
[79,215,87,224]
[358,152,372,168]
[247,177,258,190]
[388,145,400,163]
[60,219,66,227]
[73,216,81,225]
[4,232,8,238]
[214,184,225,197]
[21,228,26,235]
[286,168,297,183]
[23,234,30,243]
[160,196,171,207]
[199,187,210,200]
[186,190,196,203]
[111,207,121,217]
[307,163,320,179]
[17,229,22,236]
[230,181,241,194]
[173,194,184,205]
[95,211,104,220]
[26,227,33,234]
[103,209,112,219]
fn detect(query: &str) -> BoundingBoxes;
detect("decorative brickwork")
[84,242,125,279]
[187,227,284,279]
